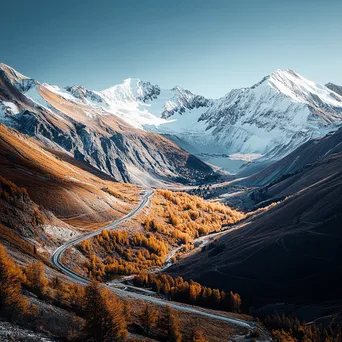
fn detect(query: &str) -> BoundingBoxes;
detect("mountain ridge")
[0,63,214,186]
[2,62,342,174]
[45,66,342,168]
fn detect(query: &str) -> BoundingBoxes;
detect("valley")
[1,62,342,342]
[50,190,266,334]
[3,1,342,340]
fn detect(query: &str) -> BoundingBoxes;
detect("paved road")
[51,190,154,281]
[51,189,270,338]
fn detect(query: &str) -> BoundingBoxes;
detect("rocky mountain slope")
[151,69,342,163]
[0,174,48,240]
[0,63,213,186]
[326,82,342,96]
[199,69,342,159]
[0,123,140,228]
[2,63,341,176]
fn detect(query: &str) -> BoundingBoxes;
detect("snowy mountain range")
[98,69,342,168]
[1,63,342,174]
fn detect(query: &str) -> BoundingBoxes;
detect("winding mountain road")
[51,190,154,281]
[51,189,269,338]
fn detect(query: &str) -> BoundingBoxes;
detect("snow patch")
[229,153,263,162]
[2,101,20,114]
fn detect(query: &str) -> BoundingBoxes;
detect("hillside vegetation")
[134,272,242,313]
[0,175,46,236]
[74,190,244,280]
[0,242,246,341]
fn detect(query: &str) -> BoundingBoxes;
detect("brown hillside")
[0,124,139,228]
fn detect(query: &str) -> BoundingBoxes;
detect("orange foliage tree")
[0,244,29,320]
[134,272,242,313]
[24,261,49,299]
[82,281,128,341]
[77,190,244,282]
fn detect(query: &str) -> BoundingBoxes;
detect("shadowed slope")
[246,126,342,186]
[170,147,342,310]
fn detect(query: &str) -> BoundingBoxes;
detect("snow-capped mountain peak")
[101,78,161,104]
[196,69,342,162]
[96,78,213,127]
[0,63,29,83]
[267,68,342,107]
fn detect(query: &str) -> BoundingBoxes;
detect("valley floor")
[49,189,270,340]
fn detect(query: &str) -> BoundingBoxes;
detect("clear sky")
[1,0,341,98]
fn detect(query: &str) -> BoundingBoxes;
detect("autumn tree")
[191,329,208,342]
[0,244,28,320]
[82,281,127,341]
[165,307,182,342]
[134,272,242,314]
[211,289,221,309]
[141,304,159,335]
[228,291,241,313]
[78,189,244,284]
[189,282,201,304]
[24,261,49,299]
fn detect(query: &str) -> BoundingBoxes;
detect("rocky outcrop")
[325,82,342,96]
[64,85,104,103]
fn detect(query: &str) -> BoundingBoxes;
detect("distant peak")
[64,85,103,103]
[252,69,302,87]
[249,68,313,92]
[0,62,12,70]
[326,82,336,87]
[122,78,142,88]
[123,77,140,83]
[101,78,142,93]
[171,85,186,93]
[0,62,29,81]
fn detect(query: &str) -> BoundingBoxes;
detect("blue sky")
[1,0,341,97]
